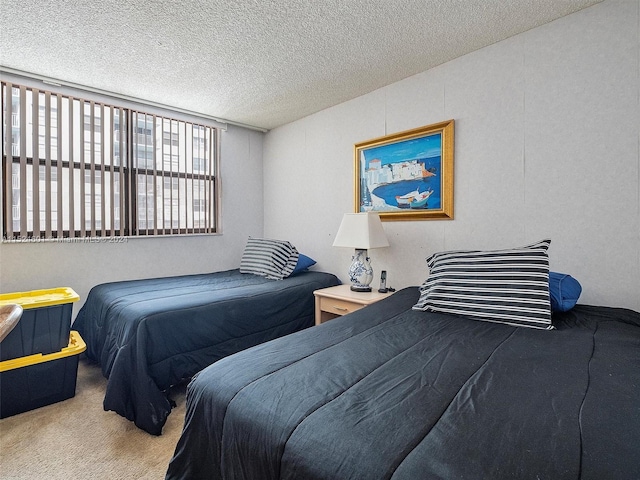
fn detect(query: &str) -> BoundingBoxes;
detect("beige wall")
[263,0,640,312]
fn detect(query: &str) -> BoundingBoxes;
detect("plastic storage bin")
[0,330,86,418]
[0,287,79,361]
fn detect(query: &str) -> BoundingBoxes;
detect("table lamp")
[332,212,389,292]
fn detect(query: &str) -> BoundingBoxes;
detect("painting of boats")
[354,120,454,220]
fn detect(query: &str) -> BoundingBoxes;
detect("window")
[2,82,218,240]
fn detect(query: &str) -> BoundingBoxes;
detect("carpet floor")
[0,356,186,479]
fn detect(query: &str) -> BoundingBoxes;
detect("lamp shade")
[332,212,389,249]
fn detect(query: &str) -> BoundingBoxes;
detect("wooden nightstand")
[313,284,394,325]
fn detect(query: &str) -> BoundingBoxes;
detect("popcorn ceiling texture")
[0,0,600,130]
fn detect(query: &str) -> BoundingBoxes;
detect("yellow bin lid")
[0,287,79,309]
[0,331,86,372]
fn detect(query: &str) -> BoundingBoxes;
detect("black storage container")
[0,331,85,418]
[0,288,79,361]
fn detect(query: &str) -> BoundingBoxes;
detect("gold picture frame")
[354,120,454,221]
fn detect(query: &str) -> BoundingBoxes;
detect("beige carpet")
[0,356,186,480]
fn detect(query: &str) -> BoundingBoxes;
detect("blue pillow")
[291,254,317,275]
[549,272,582,312]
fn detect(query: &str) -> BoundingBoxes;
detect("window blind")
[1,81,218,240]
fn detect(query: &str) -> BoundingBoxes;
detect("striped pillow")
[412,239,553,330]
[239,237,300,280]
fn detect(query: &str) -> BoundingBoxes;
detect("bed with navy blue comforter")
[165,286,640,479]
[73,269,339,435]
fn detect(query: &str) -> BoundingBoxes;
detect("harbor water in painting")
[359,133,442,211]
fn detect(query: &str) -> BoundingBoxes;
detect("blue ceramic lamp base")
[348,249,374,292]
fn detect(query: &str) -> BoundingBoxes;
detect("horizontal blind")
[2,81,218,240]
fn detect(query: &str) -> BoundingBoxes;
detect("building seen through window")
[2,82,218,240]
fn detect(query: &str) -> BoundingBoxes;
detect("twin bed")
[165,287,640,479]
[74,268,340,435]
[164,240,639,479]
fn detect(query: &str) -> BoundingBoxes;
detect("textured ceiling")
[0,0,601,131]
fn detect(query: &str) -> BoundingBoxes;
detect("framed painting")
[354,120,454,220]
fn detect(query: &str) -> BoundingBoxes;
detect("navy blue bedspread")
[73,269,339,435]
[166,287,640,479]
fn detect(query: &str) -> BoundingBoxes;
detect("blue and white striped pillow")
[239,237,299,280]
[412,239,553,330]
